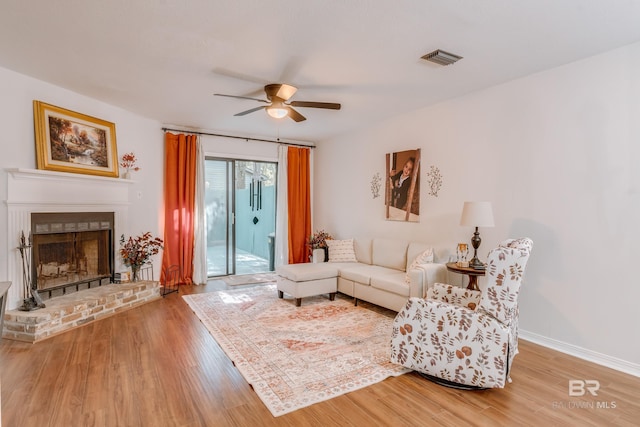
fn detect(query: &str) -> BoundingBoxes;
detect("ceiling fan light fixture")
[421,49,463,66]
[266,105,288,119]
[215,83,339,122]
[266,99,288,119]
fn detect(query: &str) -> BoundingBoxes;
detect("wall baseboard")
[519,330,640,378]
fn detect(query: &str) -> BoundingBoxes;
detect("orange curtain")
[287,146,311,264]
[161,133,197,284]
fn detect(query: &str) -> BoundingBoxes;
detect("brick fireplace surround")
[3,168,159,341]
[3,281,160,342]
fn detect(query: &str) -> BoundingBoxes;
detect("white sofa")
[276,238,447,312]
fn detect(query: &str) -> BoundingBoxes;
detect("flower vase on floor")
[119,232,163,283]
[312,248,326,263]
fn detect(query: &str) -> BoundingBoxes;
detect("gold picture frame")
[33,100,119,177]
[385,148,421,222]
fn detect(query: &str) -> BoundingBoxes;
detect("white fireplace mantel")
[6,168,133,206]
[5,168,133,309]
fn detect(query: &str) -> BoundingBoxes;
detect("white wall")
[0,66,165,302]
[315,42,640,372]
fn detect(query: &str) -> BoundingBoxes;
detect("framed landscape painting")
[385,148,421,222]
[33,100,119,177]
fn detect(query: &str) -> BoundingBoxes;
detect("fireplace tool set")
[17,231,45,311]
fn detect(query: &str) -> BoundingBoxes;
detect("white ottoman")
[276,263,339,307]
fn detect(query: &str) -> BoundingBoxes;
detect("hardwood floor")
[1,282,638,426]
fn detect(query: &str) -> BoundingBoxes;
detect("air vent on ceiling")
[421,49,463,66]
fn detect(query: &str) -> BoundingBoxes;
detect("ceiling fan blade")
[278,57,304,85]
[243,87,266,98]
[234,106,266,116]
[287,107,306,122]
[214,93,269,103]
[211,68,268,85]
[275,84,297,101]
[289,101,341,110]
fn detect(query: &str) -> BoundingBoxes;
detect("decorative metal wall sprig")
[17,231,45,311]
[370,172,382,199]
[426,165,443,197]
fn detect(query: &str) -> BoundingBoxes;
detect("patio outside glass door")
[205,158,277,277]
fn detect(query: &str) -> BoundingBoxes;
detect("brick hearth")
[2,281,161,343]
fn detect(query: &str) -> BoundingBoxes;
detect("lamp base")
[468,257,486,270]
[469,227,485,270]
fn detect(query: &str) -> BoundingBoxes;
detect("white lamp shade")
[460,201,495,227]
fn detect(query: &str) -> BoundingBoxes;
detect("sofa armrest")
[408,263,447,298]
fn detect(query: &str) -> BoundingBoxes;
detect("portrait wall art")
[33,100,119,177]
[385,148,421,222]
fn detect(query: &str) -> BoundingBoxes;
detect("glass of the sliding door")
[205,159,232,276]
[234,161,277,274]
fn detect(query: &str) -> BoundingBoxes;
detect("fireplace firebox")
[31,212,115,300]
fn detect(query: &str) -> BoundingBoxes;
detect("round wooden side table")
[445,262,485,291]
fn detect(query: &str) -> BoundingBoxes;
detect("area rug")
[221,272,278,286]
[182,285,408,416]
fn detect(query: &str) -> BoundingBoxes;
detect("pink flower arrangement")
[307,230,333,249]
[120,152,140,172]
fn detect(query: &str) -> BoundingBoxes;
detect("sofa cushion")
[326,239,358,263]
[372,238,409,271]
[339,264,397,285]
[370,272,410,297]
[354,238,372,265]
[276,263,340,282]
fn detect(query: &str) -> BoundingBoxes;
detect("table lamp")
[460,201,494,270]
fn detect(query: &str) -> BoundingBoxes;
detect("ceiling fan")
[214,83,341,122]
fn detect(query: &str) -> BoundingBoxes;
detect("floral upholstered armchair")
[390,238,533,389]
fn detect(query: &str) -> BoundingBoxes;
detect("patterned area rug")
[221,273,278,286]
[182,285,408,416]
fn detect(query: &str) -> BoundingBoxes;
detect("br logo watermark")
[568,379,600,396]
[551,379,616,410]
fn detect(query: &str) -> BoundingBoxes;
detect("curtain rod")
[161,127,315,149]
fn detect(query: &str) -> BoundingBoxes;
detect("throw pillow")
[404,248,434,283]
[326,239,358,263]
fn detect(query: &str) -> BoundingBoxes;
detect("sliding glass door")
[205,158,277,277]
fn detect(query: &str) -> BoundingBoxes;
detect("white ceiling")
[2,1,640,143]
